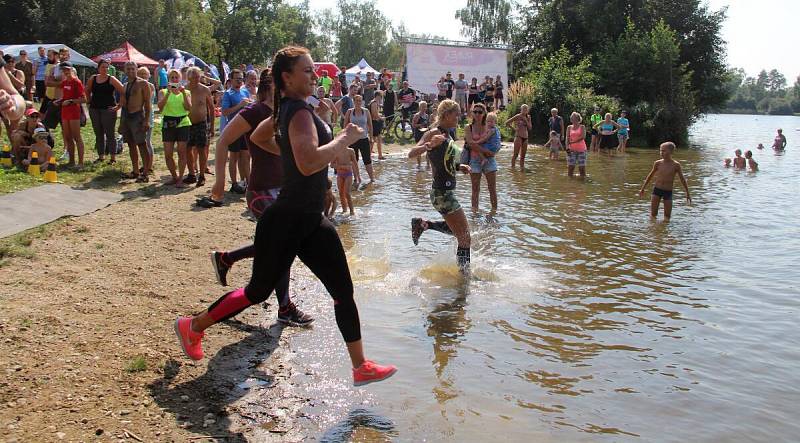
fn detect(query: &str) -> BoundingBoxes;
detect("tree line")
[1,0,767,143]
[722,69,800,115]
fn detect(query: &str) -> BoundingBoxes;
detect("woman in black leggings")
[174,46,397,387]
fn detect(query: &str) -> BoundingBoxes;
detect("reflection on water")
[282,114,800,441]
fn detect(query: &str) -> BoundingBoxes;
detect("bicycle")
[381,106,416,143]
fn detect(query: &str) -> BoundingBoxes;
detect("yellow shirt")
[45,64,56,99]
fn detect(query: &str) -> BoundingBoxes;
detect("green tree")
[455,0,514,44]
[766,69,787,92]
[332,0,392,67]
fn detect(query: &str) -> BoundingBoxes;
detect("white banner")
[405,43,509,95]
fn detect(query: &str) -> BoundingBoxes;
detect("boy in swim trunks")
[331,146,360,215]
[639,142,692,220]
[732,149,746,169]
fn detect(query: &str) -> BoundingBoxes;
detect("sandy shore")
[0,171,330,442]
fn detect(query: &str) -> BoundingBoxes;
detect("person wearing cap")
[43,48,70,130]
[21,127,53,169]
[10,108,47,165]
[55,61,87,166]
[3,55,26,97]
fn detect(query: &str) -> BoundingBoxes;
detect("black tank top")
[428,128,459,191]
[274,98,332,213]
[89,75,117,109]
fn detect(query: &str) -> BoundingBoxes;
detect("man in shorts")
[118,61,152,181]
[369,90,385,159]
[220,69,253,194]
[186,67,214,187]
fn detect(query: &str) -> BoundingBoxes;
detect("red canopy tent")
[92,41,158,67]
[314,62,340,78]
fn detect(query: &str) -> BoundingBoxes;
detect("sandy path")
[0,173,329,442]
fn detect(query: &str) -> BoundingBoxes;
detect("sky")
[305,0,800,81]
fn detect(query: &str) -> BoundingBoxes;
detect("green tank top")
[162,89,191,127]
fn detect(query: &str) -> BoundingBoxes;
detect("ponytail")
[270,45,310,143]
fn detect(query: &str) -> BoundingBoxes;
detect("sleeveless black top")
[274,98,332,213]
[89,75,117,109]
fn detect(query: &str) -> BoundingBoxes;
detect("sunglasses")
[232,77,244,81]
[472,110,484,114]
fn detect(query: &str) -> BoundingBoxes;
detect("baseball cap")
[59,61,73,68]
[33,127,49,138]
[25,108,40,117]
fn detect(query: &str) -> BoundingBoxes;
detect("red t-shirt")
[240,102,282,191]
[61,77,85,120]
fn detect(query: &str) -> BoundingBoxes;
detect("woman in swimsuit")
[175,46,397,387]
[493,75,504,110]
[566,112,588,178]
[505,104,532,170]
[468,77,480,107]
[594,113,620,155]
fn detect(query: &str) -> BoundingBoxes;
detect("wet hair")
[431,99,460,129]
[662,142,676,152]
[271,45,311,142]
[257,68,272,102]
[745,150,753,158]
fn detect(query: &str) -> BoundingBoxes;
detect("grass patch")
[75,225,89,234]
[124,355,147,373]
[0,224,53,267]
[20,318,32,328]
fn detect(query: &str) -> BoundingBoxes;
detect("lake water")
[277,114,800,441]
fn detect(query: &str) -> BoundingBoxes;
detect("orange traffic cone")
[27,151,40,177]
[43,156,58,183]
[0,144,11,167]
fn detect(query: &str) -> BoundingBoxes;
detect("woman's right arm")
[288,109,361,176]
[250,117,280,155]
[85,76,95,103]
[157,89,168,111]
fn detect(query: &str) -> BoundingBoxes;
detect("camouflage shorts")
[430,189,461,216]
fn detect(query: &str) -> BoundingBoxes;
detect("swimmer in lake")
[724,158,732,168]
[732,149,746,169]
[744,150,758,171]
[638,142,692,220]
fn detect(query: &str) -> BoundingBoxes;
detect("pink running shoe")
[174,317,205,360]
[353,360,397,386]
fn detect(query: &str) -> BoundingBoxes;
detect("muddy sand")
[0,148,412,442]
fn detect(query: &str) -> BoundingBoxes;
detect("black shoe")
[229,183,246,194]
[196,175,205,187]
[277,302,314,327]
[184,174,197,184]
[196,196,223,208]
[411,218,424,246]
[210,251,230,286]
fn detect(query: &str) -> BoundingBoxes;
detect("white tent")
[344,58,379,84]
[0,44,97,68]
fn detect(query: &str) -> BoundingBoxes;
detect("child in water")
[724,158,732,168]
[638,141,692,220]
[744,150,758,171]
[331,147,360,216]
[543,130,562,160]
[471,112,502,167]
[324,177,338,219]
[757,143,764,150]
[732,149,746,169]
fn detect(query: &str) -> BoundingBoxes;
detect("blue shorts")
[469,155,498,173]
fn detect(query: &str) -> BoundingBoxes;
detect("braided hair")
[271,46,310,143]
[256,68,272,103]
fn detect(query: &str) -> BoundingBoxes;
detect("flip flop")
[196,196,223,208]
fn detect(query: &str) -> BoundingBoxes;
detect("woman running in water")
[175,46,396,386]
[201,69,313,326]
[409,99,472,272]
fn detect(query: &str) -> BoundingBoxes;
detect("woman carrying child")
[465,103,500,211]
[505,104,532,169]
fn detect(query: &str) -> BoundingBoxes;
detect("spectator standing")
[467,77,479,107]
[156,60,168,96]
[398,81,417,120]
[118,61,153,181]
[454,73,468,116]
[494,75,504,110]
[186,66,215,187]
[548,108,565,142]
[337,66,348,92]
[318,70,333,96]
[617,110,630,153]
[363,71,377,104]
[17,50,34,101]
[444,72,455,100]
[34,47,48,102]
[331,75,342,100]
[85,59,124,163]
[3,55,26,96]
[158,69,192,187]
[136,67,156,174]
[57,62,86,167]
[368,90,384,159]
[335,84,357,128]
[220,69,253,193]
